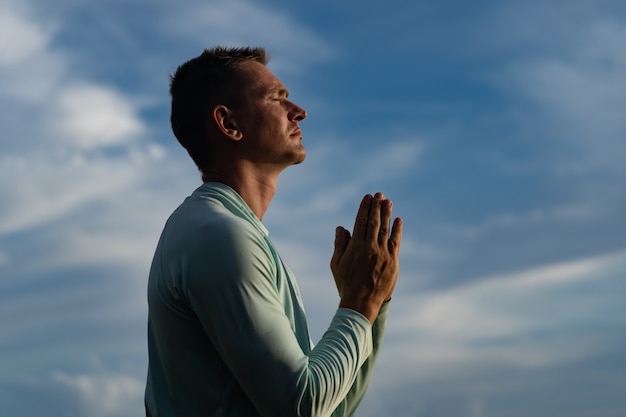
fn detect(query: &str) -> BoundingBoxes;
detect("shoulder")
[155,187,278,293]
[168,194,267,254]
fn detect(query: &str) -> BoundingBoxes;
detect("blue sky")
[1,0,625,416]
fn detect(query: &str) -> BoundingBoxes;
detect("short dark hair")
[169,46,269,171]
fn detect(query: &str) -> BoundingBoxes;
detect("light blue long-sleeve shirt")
[145,182,389,417]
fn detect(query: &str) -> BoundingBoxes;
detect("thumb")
[333,226,350,260]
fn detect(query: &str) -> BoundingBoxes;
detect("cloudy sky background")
[1,0,625,416]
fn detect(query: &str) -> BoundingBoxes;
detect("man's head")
[169,46,270,172]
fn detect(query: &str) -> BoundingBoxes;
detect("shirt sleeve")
[184,217,379,417]
[331,303,389,417]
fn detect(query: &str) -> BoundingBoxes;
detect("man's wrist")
[338,295,383,324]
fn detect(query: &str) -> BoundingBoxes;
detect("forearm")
[291,308,374,417]
[331,302,389,417]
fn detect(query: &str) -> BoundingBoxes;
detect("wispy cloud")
[52,372,144,417]
[0,0,166,239]
[0,145,167,236]
[1,1,625,416]
[381,249,626,380]
[0,1,62,102]
[482,1,626,174]
[157,0,336,74]
[272,137,424,218]
[0,372,144,417]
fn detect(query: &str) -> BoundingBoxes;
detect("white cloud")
[0,1,67,101]
[0,3,52,67]
[51,371,144,417]
[54,83,146,149]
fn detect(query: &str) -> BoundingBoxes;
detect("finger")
[352,194,373,240]
[388,217,403,257]
[378,198,393,246]
[365,192,384,242]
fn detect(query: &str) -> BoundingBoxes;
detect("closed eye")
[268,87,289,101]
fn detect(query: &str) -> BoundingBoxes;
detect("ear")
[211,105,243,141]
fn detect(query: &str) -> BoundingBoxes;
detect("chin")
[285,145,306,165]
[293,148,307,165]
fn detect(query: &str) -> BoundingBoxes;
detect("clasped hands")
[330,192,403,324]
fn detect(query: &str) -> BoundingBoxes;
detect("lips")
[291,128,302,137]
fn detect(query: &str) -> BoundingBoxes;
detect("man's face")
[232,61,308,169]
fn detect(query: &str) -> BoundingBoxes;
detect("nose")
[288,100,307,122]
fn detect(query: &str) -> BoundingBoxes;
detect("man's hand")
[330,192,403,324]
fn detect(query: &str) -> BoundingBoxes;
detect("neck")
[202,163,280,220]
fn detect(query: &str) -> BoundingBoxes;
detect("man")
[145,46,403,417]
